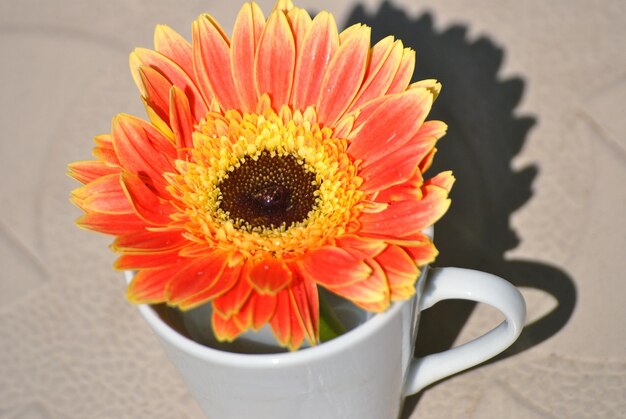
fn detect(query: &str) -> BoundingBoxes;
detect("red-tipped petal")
[93,134,120,166]
[316,25,370,125]
[375,244,419,300]
[193,15,239,111]
[120,172,173,225]
[326,256,390,310]
[255,10,295,107]
[114,248,184,270]
[359,140,428,193]
[335,235,386,257]
[273,0,294,12]
[131,48,208,121]
[212,264,254,316]
[212,310,246,342]
[288,273,319,345]
[297,246,371,288]
[176,262,242,310]
[233,291,277,331]
[404,239,439,266]
[247,256,293,294]
[359,185,451,238]
[375,170,424,203]
[68,160,120,184]
[126,264,181,304]
[424,170,455,193]
[71,174,131,214]
[165,250,237,309]
[348,88,433,163]
[419,147,437,173]
[138,66,172,126]
[387,47,415,94]
[154,24,194,78]
[269,289,306,351]
[292,11,338,109]
[169,85,194,158]
[350,37,403,111]
[231,2,265,112]
[269,289,292,348]
[112,229,187,253]
[112,114,175,196]
[286,7,312,56]
[76,212,145,235]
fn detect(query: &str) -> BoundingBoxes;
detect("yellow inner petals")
[167,105,364,258]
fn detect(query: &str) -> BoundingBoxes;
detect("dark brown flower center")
[217,152,319,230]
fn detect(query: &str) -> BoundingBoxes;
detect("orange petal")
[120,172,174,225]
[359,185,451,238]
[269,288,292,348]
[176,262,243,310]
[76,212,146,236]
[424,170,455,193]
[212,309,246,342]
[193,15,239,111]
[316,25,370,126]
[169,85,194,158]
[358,140,429,193]
[212,263,254,316]
[325,256,390,310]
[292,11,338,109]
[409,79,442,101]
[233,291,277,331]
[395,120,447,170]
[273,0,294,12]
[126,264,181,304]
[165,250,237,309]
[286,7,312,57]
[375,244,419,300]
[114,248,184,270]
[154,24,194,78]
[247,256,293,294]
[142,100,175,141]
[375,170,424,203]
[288,273,319,345]
[130,48,208,121]
[68,160,119,184]
[269,288,306,351]
[138,65,172,125]
[347,88,433,163]
[403,238,439,266]
[419,147,437,173]
[112,114,175,197]
[92,134,120,166]
[71,174,131,214]
[231,2,265,112]
[255,10,295,107]
[349,37,403,111]
[387,47,415,95]
[112,230,187,253]
[297,246,371,288]
[335,235,386,257]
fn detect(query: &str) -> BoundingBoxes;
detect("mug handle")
[403,267,526,395]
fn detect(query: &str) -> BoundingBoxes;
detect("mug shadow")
[342,2,576,417]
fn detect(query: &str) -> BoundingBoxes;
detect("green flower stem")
[318,293,347,343]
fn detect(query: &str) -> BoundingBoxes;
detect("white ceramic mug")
[125,265,525,419]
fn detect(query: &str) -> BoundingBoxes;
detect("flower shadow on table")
[344,2,576,416]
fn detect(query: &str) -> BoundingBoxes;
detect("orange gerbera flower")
[69,0,453,350]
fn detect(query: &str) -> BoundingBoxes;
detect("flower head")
[69,0,453,350]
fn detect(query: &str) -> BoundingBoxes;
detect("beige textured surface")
[1,0,624,417]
